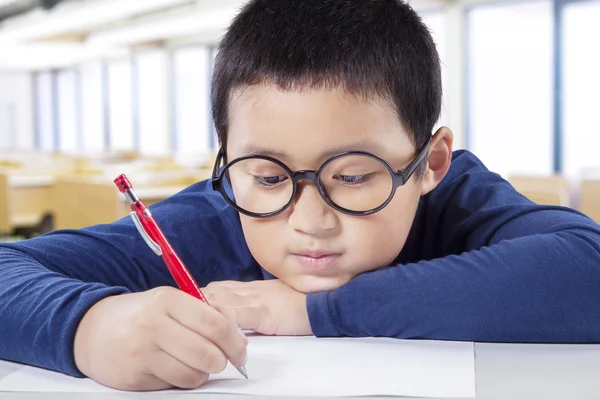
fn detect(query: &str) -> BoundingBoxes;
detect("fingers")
[206,280,247,289]
[203,285,256,337]
[157,316,228,375]
[203,283,273,335]
[234,305,267,333]
[205,288,246,307]
[163,290,247,368]
[114,369,172,392]
[213,303,238,325]
[212,303,249,351]
[206,281,253,296]
[148,351,209,390]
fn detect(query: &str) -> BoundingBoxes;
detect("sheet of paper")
[0,335,475,398]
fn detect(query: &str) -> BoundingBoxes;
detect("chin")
[283,274,352,294]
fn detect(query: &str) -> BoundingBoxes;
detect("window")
[80,62,106,153]
[136,50,170,155]
[56,69,79,153]
[35,71,56,151]
[0,72,34,150]
[107,59,135,151]
[0,103,15,149]
[562,0,600,177]
[467,1,553,178]
[172,46,211,160]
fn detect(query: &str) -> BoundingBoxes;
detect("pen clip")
[130,212,163,256]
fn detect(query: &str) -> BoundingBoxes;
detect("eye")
[254,175,288,187]
[333,173,375,185]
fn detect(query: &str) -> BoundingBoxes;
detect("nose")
[287,181,338,236]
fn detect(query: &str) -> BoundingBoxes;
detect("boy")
[2,0,600,392]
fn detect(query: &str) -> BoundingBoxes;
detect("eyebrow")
[238,140,387,161]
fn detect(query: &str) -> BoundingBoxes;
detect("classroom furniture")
[508,175,571,207]
[580,178,600,223]
[2,342,600,399]
[1,150,215,235]
[0,151,90,236]
[51,171,211,230]
[0,171,55,236]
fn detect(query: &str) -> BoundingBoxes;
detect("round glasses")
[211,141,430,218]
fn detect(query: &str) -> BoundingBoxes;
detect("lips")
[292,251,342,271]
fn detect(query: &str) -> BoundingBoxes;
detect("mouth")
[291,251,342,272]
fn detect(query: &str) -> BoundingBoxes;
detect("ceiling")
[0,0,449,71]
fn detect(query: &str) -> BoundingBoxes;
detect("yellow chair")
[580,179,600,223]
[51,171,210,230]
[508,175,571,207]
[0,170,55,236]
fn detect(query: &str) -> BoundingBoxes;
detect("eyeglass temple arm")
[212,148,226,179]
[397,140,431,178]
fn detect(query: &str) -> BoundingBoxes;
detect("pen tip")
[237,365,248,379]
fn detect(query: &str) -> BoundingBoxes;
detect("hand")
[203,280,312,336]
[73,287,247,391]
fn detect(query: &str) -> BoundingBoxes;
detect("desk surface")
[2,342,600,399]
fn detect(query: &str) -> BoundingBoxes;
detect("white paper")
[0,335,475,398]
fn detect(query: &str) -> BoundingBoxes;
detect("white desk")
[2,342,600,399]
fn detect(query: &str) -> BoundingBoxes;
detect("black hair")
[211,0,441,170]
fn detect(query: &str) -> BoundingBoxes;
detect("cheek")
[238,184,421,282]
[239,216,286,273]
[343,219,408,269]
[343,189,420,271]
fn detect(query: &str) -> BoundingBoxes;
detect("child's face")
[227,85,428,294]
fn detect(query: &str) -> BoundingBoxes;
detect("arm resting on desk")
[308,226,600,342]
[307,151,600,342]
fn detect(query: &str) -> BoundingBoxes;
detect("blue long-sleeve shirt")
[2,150,600,377]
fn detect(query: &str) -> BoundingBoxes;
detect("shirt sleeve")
[306,151,600,343]
[0,179,260,376]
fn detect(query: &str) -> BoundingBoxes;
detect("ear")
[420,127,453,196]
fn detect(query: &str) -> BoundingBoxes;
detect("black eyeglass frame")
[211,139,431,218]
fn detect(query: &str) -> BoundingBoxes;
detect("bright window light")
[107,59,134,151]
[173,46,211,159]
[57,69,79,153]
[80,62,106,153]
[35,71,56,151]
[136,49,170,156]
[468,1,553,178]
[562,0,600,177]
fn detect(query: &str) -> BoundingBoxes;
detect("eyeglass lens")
[221,154,394,215]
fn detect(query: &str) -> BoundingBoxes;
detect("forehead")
[226,84,414,166]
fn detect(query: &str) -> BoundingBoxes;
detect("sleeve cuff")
[306,290,341,337]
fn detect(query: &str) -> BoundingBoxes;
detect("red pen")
[114,173,248,379]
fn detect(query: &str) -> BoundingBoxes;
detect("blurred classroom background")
[0,0,599,240]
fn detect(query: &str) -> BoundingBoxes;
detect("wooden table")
[0,172,55,235]
[52,172,210,230]
[580,178,600,223]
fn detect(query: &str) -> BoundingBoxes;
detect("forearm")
[0,247,129,376]
[307,228,600,343]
